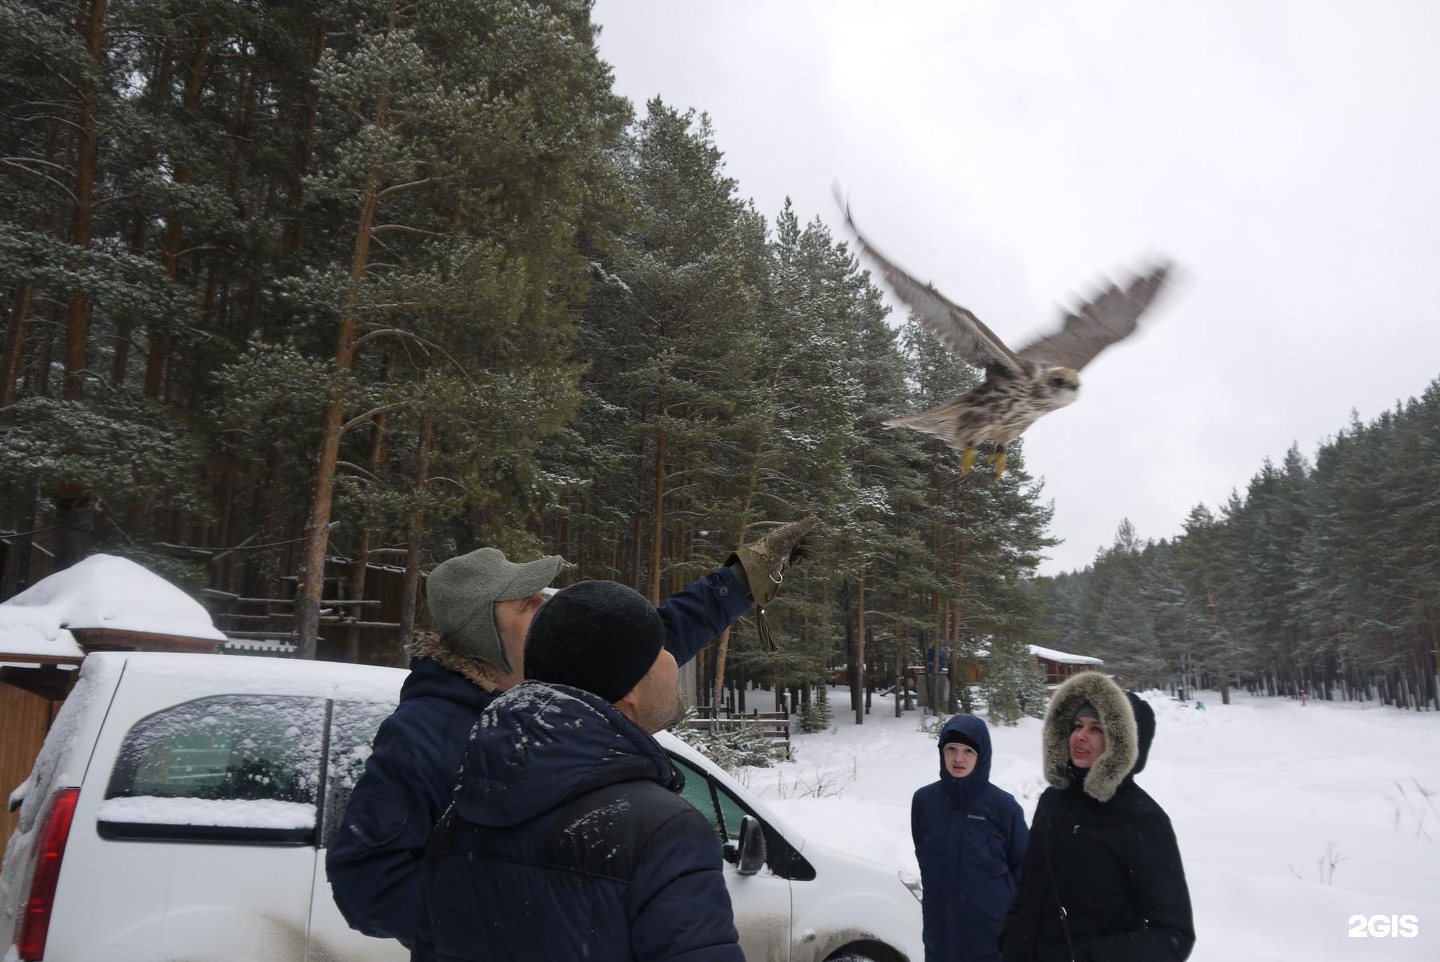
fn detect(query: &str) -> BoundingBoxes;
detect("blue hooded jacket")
[911,714,1029,962]
[420,682,743,962]
[326,567,751,958]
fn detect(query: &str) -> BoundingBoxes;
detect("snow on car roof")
[87,650,407,704]
[0,554,225,658]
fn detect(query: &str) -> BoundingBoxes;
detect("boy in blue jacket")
[911,714,1028,962]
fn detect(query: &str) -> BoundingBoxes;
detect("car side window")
[99,694,326,844]
[668,754,750,842]
[320,699,395,848]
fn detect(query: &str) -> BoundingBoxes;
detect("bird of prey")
[841,205,1171,479]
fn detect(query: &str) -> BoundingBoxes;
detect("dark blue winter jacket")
[912,714,1029,962]
[326,568,751,956]
[420,681,744,962]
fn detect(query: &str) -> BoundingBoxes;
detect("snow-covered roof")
[1028,644,1104,666]
[0,554,225,659]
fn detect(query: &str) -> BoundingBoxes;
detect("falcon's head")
[1039,367,1082,408]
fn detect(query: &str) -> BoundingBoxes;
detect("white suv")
[2,652,921,962]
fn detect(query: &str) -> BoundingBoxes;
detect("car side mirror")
[736,815,766,876]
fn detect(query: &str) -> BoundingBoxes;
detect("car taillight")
[15,787,80,961]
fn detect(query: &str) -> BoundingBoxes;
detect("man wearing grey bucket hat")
[327,518,823,958]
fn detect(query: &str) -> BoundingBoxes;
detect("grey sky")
[593,0,1440,574]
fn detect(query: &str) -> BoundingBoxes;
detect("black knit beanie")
[942,730,982,754]
[523,580,665,703]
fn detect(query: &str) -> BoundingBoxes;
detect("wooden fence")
[683,709,791,756]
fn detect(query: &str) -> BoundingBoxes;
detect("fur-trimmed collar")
[1043,672,1141,802]
[407,631,502,692]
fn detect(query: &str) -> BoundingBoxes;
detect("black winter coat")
[325,567,751,957]
[912,714,1028,962]
[420,682,744,962]
[999,674,1194,962]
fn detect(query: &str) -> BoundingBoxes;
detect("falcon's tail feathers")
[883,410,958,441]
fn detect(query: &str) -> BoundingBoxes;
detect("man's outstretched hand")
[728,516,824,608]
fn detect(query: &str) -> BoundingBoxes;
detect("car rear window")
[98,694,326,844]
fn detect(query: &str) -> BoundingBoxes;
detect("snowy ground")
[737,688,1440,960]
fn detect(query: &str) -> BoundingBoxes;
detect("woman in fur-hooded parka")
[912,713,1028,962]
[999,673,1194,962]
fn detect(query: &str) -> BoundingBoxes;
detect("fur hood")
[406,631,503,692]
[1043,672,1156,802]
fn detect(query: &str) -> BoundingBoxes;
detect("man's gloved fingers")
[732,518,824,604]
[763,517,822,552]
[785,529,825,567]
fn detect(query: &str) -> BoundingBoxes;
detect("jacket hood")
[938,714,993,802]
[1043,672,1155,802]
[452,681,680,828]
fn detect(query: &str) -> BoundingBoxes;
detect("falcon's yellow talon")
[987,451,1007,479]
[960,449,976,475]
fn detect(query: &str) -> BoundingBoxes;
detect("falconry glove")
[728,516,824,650]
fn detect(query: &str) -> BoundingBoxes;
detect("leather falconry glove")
[727,516,824,650]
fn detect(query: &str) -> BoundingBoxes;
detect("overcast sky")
[592,0,1440,574]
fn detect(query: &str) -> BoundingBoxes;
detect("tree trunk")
[64,0,108,400]
[398,413,433,653]
[295,145,386,658]
[54,3,106,551]
[712,626,733,707]
[283,28,328,255]
[948,605,966,714]
[854,571,866,725]
[145,35,210,400]
[842,579,859,713]
[344,409,390,663]
[3,120,62,411]
[1,284,34,412]
[647,412,666,605]
[8,486,42,595]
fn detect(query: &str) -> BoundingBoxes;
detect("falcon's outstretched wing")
[842,205,1026,376]
[1016,264,1171,372]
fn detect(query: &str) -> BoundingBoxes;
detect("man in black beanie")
[419,580,744,962]
[522,579,685,733]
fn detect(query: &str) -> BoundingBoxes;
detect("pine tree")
[799,682,833,734]
[982,600,1047,727]
[291,0,630,656]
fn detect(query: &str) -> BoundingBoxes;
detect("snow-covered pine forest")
[1039,391,1440,712]
[1,0,1437,718]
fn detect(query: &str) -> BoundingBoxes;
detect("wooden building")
[1029,644,1105,686]
[905,643,1105,704]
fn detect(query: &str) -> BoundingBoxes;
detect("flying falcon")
[842,206,1171,478]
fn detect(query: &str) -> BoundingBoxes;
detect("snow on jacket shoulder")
[912,713,1028,962]
[325,567,750,956]
[420,682,743,962]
